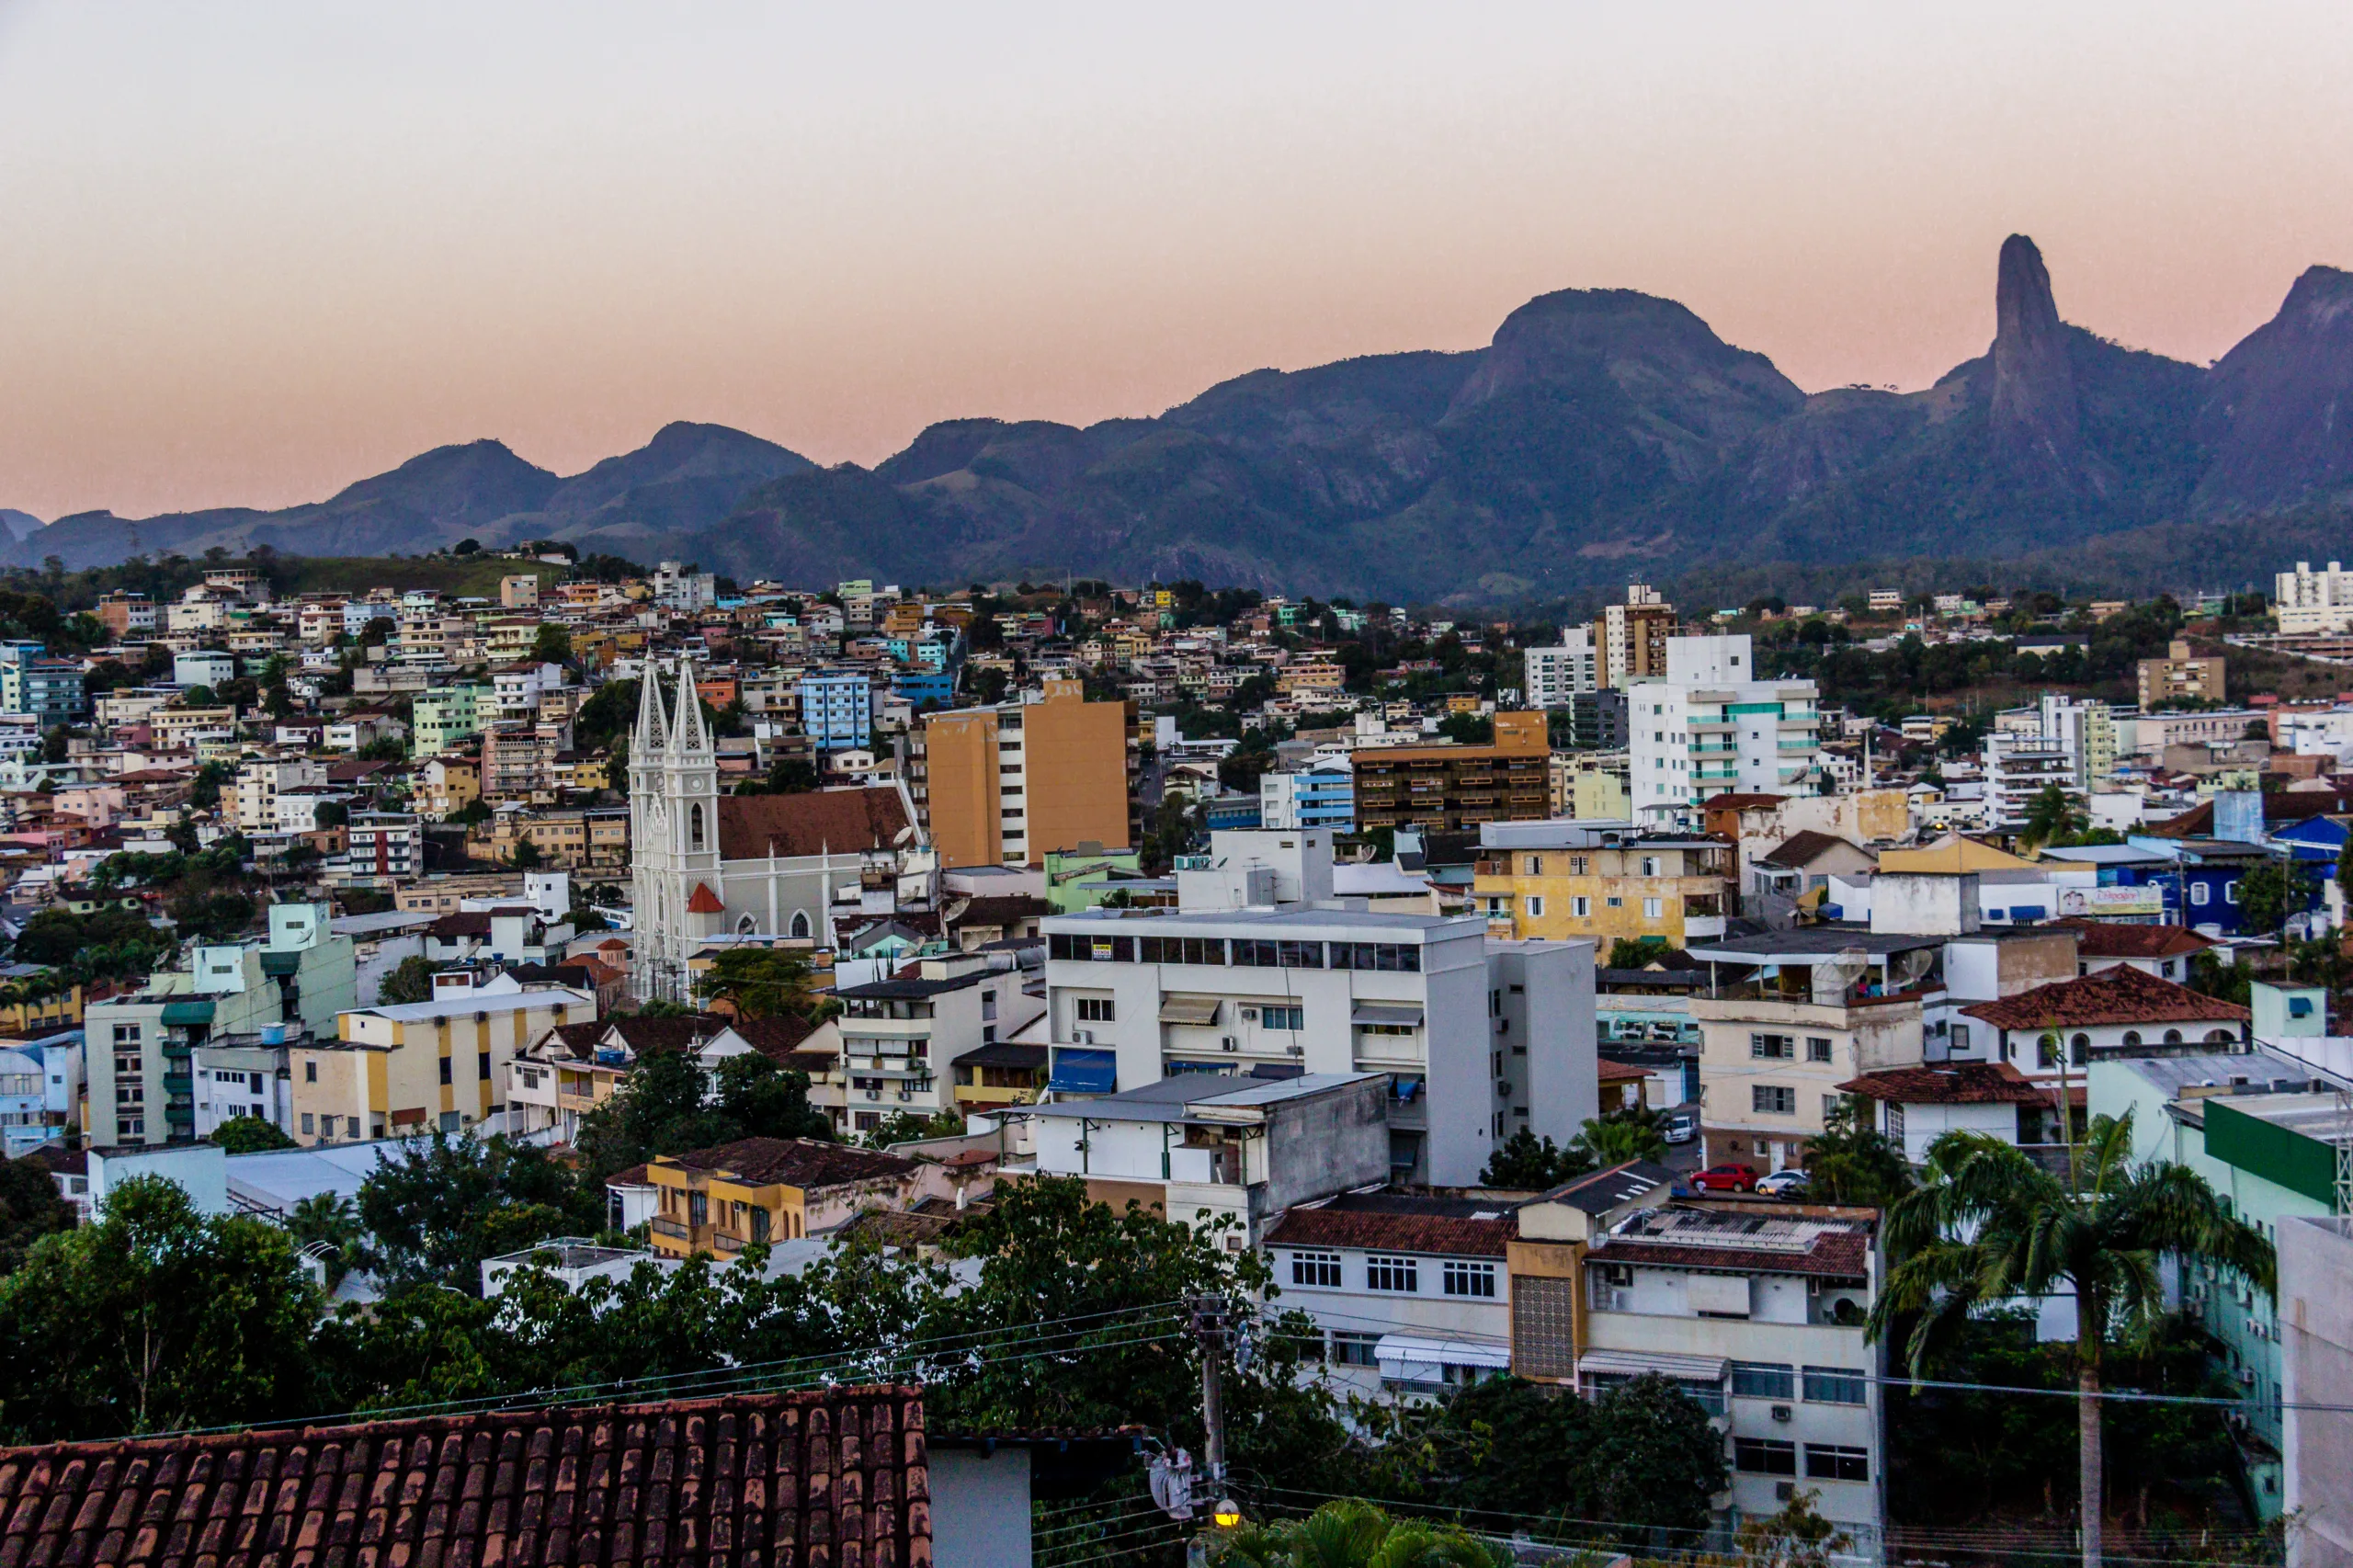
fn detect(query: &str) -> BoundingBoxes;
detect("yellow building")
[290,981,595,1144]
[420,756,483,820]
[644,1136,926,1257]
[917,680,1136,868]
[1473,823,1735,947]
[1875,833,2040,874]
[0,976,83,1035]
[1548,754,1631,819]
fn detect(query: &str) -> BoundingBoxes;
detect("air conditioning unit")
[1221,1036,1239,1052]
[1770,1404,1792,1423]
[1242,1007,1259,1022]
[863,1089,880,1101]
[1287,1044,1304,1057]
[1074,1029,1095,1045]
[2240,1369,2256,1386]
[896,1091,912,1102]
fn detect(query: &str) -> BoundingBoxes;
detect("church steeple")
[634,658,669,753]
[671,658,710,755]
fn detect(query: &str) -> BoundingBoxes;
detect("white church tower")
[629,659,723,1003]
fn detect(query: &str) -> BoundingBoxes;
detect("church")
[628,660,925,1003]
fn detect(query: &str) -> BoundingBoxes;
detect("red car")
[1689,1163,1759,1193]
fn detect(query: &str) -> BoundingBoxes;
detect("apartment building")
[1259,761,1355,832]
[1472,819,1734,947]
[481,719,560,803]
[479,805,631,869]
[1576,1203,1886,1547]
[917,679,1136,868]
[834,949,1045,1137]
[2274,561,2353,635]
[413,684,490,754]
[1351,712,1550,833]
[1040,896,1596,1185]
[798,669,873,752]
[223,757,328,835]
[95,591,158,642]
[1983,730,2077,827]
[2138,639,2226,710]
[1597,585,1677,690]
[345,812,425,885]
[1628,636,1819,822]
[290,974,594,1143]
[1524,630,1599,709]
[1685,930,1940,1171]
[419,756,482,819]
[85,903,357,1148]
[0,653,85,728]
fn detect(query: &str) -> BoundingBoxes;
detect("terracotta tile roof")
[2043,919,2214,960]
[0,1388,928,1568]
[660,1137,917,1192]
[1961,963,2250,1031]
[605,1015,732,1055]
[686,882,726,915]
[716,787,914,861]
[1837,1062,2051,1106]
[1261,1205,1511,1259]
[729,1017,824,1062]
[538,1022,606,1060]
[1597,1059,1650,1084]
[1594,1229,1870,1281]
[1756,829,1862,871]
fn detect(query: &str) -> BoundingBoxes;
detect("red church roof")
[686,882,726,915]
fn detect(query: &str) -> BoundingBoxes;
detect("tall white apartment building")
[2275,561,2353,635]
[1039,830,1597,1186]
[2036,693,2116,790]
[1627,635,1819,821]
[1523,629,1598,709]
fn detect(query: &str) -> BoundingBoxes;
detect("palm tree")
[1221,1499,1504,1568]
[1867,1114,2273,1568]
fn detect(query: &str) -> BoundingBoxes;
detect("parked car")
[1663,1110,1699,1145]
[1756,1169,1811,1199]
[1689,1163,1758,1192]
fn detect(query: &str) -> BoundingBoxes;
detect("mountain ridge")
[12,236,2351,600]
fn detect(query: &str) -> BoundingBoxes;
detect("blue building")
[1202,793,1263,831]
[796,669,873,752]
[894,670,956,712]
[2120,835,2308,937]
[1258,763,1355,832]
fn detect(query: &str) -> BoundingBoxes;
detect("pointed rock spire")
[672,657,709,755]
[1987,233,2082,467]
[635,659,669,754]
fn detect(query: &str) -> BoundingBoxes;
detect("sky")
[3,1,2350,521]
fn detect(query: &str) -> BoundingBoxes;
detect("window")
[1806,1036,1833,1062]
[1332,1333,1381,1367]
[1750,1033,1794,1060]
[1331,943,1420,972]
[1731,1362,1795,1400]
[1734,1438,1798,1476]
[689,802,706,850]
[1640,856,1660,877]
[1075,996,1116,1022]
[2037,1034,2060,1069]
[1523,855,1543,875]
[1571,896,1591,918]
[304,1061,318,1083]
[301,1112,314,1134]
[1754,1085,1796,1115]
[439,1056,453,1085]
[347,1117,361,1138]
[1366,1256,1419,1292]
[1950,1022,1972,1053]
[2191,881,2210,907]
[1803,1366,1868,1403]
[2224,879,2240,905]
[1443,1260,1498,1298]
[1643,897,1663,920]
[1263,1006,1303,1031]
[1526,896,1545,918]
[1805,1445,1870,1482]
[1290,1250,1342,1289]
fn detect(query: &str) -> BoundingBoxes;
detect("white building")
[1983,730,2076,827]
[2275,561,2353,635]
[1524,630,1599,709]
[652,561,718,615]
[1627,635,1820,822]
[1264,1190,1516,1397]
[1579,1203,1886,1548]
[835,949,1045,1138]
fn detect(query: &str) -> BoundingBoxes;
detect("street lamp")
[1211,1498,1242,1530]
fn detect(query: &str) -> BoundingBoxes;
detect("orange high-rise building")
[918,680,1136,867]
[1350,711,1552,833]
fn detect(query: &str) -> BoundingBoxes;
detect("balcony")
[650,1216,690,1241]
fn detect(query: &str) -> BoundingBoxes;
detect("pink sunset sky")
[2,1,2349,520]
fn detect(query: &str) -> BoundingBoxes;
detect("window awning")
[1048,1047,1118,1095]
[1158,995,1222,1026]
[1575,1349,1728,1382]
[258,951,302,977]
[1376,1335,1513,1382]
[160,1000,216,1027]
[1351,1004,1425,1028]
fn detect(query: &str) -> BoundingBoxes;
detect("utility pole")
[1185,1294,1239,1566]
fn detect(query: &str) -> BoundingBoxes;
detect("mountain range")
[14,234,2353,604]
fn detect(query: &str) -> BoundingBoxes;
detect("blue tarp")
[1049,1048,1118,1095]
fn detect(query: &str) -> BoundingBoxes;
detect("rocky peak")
[1987,233,2082,467]
[2195,264,2353,509]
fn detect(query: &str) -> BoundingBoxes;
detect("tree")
[0,1156,74,1275]
[530,623,573,665]
[1734,1490,1852,1568]
[860,1108,963,1149]
[0,1176,322,1437]
[2020,783,2087,849]
[1606,937,1681,970]
[357,1132,598,1292]
[1479,1128,1584,1188]
[1576,1110,1667,1166]
[285,1192,370,1290]
[1869,1115,2274,1568]
[210,1114,297,1153]
[1803,1099,1915,1206]
[711,1053,834,1143]
[695,946,824,1021]
[1222,1499,1504,1568]
[376,954,438,1005]
[2236,857,2314,937]
[510,836,545,869]
[1575,1372,1730,1540]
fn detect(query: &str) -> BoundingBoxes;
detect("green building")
[2089,1014,2346,1519]
[413,683,490,756]
[1041,845,1150,913]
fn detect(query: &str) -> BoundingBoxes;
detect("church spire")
[671,657,709,755]
[634,658,669,753]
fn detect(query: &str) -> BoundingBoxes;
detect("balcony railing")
[650,1216,689,1240]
